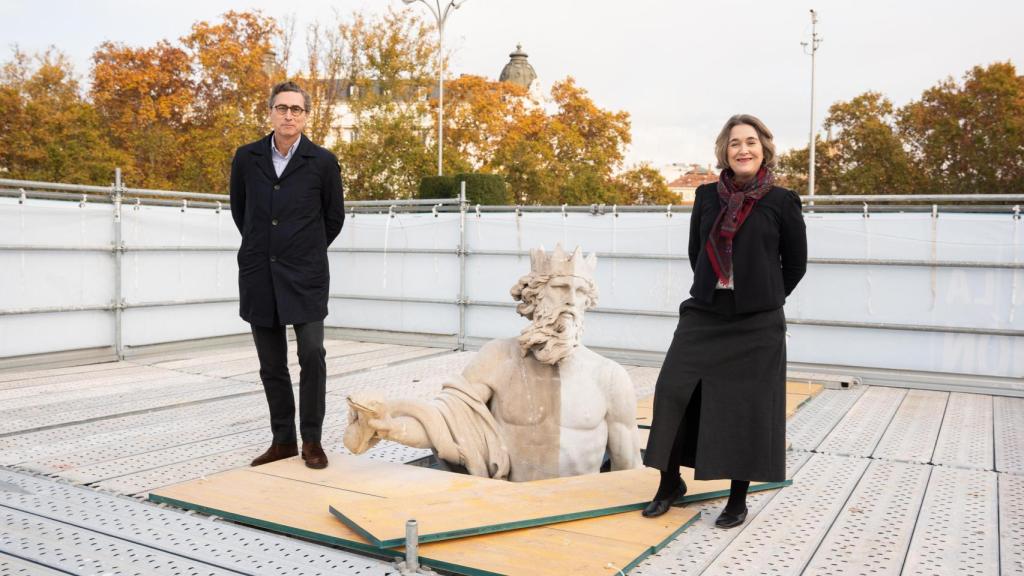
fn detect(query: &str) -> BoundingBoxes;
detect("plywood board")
[150,461,702,576]
[786,380,825,398]
[250,452,496,497]
[636,380,817,429]
[787,393,810,417]
[329,458,790,548]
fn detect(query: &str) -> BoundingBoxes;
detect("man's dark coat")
[229,133,345,327]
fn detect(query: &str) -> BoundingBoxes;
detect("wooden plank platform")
[150,455,704,576]
[326,458,789,548]
[786,393,809,417]
[636,380,821,428]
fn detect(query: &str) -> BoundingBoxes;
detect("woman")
[641,114,807,528]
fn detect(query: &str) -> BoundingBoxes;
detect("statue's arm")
[368,399,437,448]
[345,342,504,452]
[604,363,642,471]
[455,339,505,405]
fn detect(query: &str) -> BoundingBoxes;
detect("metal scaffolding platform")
[0,339,1019,575]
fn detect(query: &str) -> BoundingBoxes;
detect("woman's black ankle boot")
[715,480,749,528]
[643,471,687,518]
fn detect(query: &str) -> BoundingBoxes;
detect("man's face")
[538,275,590,325]
[269,91,307,140]
[518,274,592,365]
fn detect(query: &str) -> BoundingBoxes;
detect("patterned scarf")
[705,166,775,286]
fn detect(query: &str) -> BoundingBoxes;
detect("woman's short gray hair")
[714,114,776,170]
[268,81,312,113]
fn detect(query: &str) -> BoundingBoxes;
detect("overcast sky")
[2,0,1021,168]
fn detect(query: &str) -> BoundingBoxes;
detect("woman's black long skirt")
[643,290,787,482]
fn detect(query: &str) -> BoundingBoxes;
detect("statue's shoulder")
[566,346,630,379]
[571,345,618,366]
[464,338,521,379]
[476,338,520,359]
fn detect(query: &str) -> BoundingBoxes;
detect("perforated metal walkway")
[0,340,1020,575]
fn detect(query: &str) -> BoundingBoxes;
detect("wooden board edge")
[416,558,506,576]
[334,478,794,548]
[150,492,510,576]
[328,504,387,548]
[147,493,399,559]
[677,478,791,505]
[621,509,702,574]
[359,501,651,549]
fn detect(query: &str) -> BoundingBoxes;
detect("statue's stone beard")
[518,305,583,365]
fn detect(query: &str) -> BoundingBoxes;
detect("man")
[344,245,642,481]
[229,81,345,469]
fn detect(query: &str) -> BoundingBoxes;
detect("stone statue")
[343,245,642,481]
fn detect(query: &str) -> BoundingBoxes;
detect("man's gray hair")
[268,81,312,113]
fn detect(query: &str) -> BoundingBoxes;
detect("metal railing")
[1,173,1023,361]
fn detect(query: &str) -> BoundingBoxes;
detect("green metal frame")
[621,510,702,573]
[329,479,792,548]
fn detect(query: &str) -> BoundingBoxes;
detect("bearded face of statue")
[517,275,594,365]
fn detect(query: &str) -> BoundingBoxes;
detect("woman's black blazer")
[688,182,807,313]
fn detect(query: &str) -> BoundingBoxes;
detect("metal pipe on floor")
[405,519,420,572]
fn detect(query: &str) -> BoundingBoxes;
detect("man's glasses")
[273,104,306,116]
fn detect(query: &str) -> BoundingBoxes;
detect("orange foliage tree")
[0,48,126,184]
[90,41,193,189]
[90,11,280,192]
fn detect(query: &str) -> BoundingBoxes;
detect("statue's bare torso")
[468,339,640,481]
[342,245,642,481]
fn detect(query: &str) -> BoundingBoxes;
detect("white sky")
[2,0,1022,168]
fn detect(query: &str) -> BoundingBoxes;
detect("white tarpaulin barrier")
[1,195,1021,384]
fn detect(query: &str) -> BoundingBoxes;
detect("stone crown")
[529,244,597,280]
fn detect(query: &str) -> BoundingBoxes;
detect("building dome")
[499,44,537,90]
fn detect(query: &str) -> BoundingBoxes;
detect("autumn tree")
[90,41,193,189]
[898,62,1024,195]
[339,111,433,200]
[489,107,559,204]
[89,10,280,193]
[450,76,634,205]
[775,137,841,194]
[614,164,676,205]
[330,7,438,199]
[301,20,345,145]
[442,74,532,171]
[178,11,279,192]
[544,78,632,205]
[823,92,914,195]
[0,48,125,184]
[775,93,912,195]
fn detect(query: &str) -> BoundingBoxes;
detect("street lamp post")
[801,9,822,200]
[403,0,466,177]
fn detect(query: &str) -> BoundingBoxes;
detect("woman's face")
[727,124,763,181]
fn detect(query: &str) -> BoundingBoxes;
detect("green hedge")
[418,173,510,205]
[418,175,456,200]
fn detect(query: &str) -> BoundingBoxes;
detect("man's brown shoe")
[250,442,298,467]
[302,441,328,469]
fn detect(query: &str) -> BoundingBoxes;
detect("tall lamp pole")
[801,9,822,199]
[403,0,466,177]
